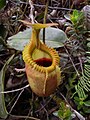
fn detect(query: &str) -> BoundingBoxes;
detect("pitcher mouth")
[23,41,59,73]
[34,58,52,67]
[32,47,52,67]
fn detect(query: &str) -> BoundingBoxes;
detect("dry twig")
[8,89,24,114]
[0,84,29,94]
[29,0,35,23]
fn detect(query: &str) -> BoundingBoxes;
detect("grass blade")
[0,54,14,119]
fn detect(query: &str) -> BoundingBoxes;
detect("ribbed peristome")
[23,40,60,73]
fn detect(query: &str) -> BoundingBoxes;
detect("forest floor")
[0,0,90,120]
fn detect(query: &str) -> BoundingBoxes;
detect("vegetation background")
[0,0,90,120]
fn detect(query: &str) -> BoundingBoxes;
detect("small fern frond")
[75,84,87,99]
[75,51,90,99]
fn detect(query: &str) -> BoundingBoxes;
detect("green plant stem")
[31,92,35,116]
[0,37,7,47]
[43,0,49,43]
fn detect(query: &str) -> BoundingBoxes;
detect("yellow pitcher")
[21,20,61,96]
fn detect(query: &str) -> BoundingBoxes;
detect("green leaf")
[7,27,68,51]
[70,10,79,24]
[0,0,6,9]
[73,10,79,17]
[57,102,72,119]
[0,54,14,119]
[84,100,90,107]
[53,111,58,117]
[70,10,84,25]
[87,42,90,48]
[82,106,90,113]
[64,14,70,21]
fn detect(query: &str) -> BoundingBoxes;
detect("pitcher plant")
[21,20,61,96]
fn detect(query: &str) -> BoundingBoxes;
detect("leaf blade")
[0,54,14,118]
[7,27,68,50]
